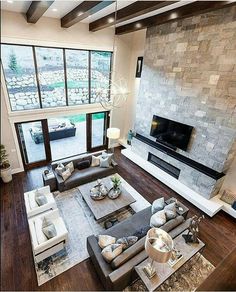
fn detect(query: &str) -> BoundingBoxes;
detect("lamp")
[144,228,174,278]
[107,127,120,152]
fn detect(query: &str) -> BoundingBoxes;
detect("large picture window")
[1,44,112,111]
[1,44,41,111]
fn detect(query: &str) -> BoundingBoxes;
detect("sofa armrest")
[53,171,64,192]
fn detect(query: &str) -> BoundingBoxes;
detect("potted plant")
[0,144,12,183]
[108,175,122,199]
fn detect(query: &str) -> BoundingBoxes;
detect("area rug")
[34,175,150,286]
[125,253,214,291]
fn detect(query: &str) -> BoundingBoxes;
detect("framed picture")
[135,56,143,78]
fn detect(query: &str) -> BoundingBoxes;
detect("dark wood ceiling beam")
[61,1,114,28]
[26,1,54,23]
[89,1,178,32]
[115,1,236,35]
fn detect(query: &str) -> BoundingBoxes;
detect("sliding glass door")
[87,111,110,152]
[15,111,109,169]
[15,120,51,169]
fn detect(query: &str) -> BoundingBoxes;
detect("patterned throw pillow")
[65,161,74,173]
[164,202,177,220]
[35,190,48,206]
[91,155,100,167]
[61,168,71,181]
[221,190,236,205]
[101,244,123,263]
[55,163,66,176]
[98,235,116,249]
[151,197,165,214]
[42,217,57,239]
[150,210,167,227]
[116,236,138,250]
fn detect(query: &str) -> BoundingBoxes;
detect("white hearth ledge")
[121,148,223,217]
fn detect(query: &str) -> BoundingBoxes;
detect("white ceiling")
[1,0,195,27]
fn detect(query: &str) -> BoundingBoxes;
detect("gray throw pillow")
[42,217,57,239]
[101,244,123,263]
[150,210,167,227]
[164,202,177,220]
[116,236,138,250]
[35,190,48,206]
[99,156,110,168]
[101,151,113,163]
[151,197,165,214]
[55,163,66,176]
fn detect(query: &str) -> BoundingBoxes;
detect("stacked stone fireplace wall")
[134,6,236,199]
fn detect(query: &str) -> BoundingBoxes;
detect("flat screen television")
[150,115,193,151]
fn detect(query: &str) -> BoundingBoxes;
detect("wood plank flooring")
[1,148,236,291]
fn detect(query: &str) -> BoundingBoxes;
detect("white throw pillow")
[150,210,167,227]
[98,235,116,249]
[61,168,71,181]
[55,163,66,176]
[91,155,100,167]
[65,161,74,173]
[101,244,123,263]
[151,197,165,214]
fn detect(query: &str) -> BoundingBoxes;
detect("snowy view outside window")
[1,44,41,111]
[1,44,112,111]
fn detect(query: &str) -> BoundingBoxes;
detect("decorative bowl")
[108,187,121,199]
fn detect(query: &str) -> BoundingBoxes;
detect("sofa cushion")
[98,235,116,249]
[34,217,48,245]
[160,215,184,233]
[132,225,151,240]
[116,236,138,250]
[150,210,167,227]
[77,160,91,170]
[164,202,177,220]
[101,244,123,263]
[151,197,165,214]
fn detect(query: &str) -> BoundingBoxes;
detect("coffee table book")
[135,231,205,292]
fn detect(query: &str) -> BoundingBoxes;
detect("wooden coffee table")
[78,175,136,221]
[135,231,205,291]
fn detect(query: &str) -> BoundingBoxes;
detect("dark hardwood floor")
[1,148,236,291]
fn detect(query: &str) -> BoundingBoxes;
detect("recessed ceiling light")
[135,23,142,29]
[7,0,13,3]
[52,8,58,12]
[108,17,114,24]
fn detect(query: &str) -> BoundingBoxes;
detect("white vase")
[1,166,12,183]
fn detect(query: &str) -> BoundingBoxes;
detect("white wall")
[1,10,146,173]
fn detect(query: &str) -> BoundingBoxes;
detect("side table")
[42,171,57,192]
[165,197,189,219]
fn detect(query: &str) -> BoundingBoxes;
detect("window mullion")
[32,46,42,109]
[89,51,91,104]
[63,49,69,106]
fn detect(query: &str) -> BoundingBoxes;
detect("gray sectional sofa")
[51,151,118,192]
[87,205,191,291]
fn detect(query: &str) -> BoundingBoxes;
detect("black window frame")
[1,43,113,112]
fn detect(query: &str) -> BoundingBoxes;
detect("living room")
[1,1,236,291]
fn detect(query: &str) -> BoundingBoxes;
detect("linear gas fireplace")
[148,152,180,179]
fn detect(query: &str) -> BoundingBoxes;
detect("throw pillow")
[150,210,167,227]
[101,151,113,163]
[77,160,91,170]
[221,189,236,205]
[42,217,57,239]
[55,163,66,176]
[116,236,138,250]
[35,190,48,206]
[99,156,110,168]
[132,225,151,240]
[61,168,71,181]
[98,235,116,249]
[151,197,165,214]
[91,155,100,167]
[164,202,177,220]
[101,244,123,263]
[65,161,74,173]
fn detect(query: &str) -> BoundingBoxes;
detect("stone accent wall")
[134,6,236,198]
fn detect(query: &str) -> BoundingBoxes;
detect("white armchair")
[28,209,68,263]
[24,186,57,218]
